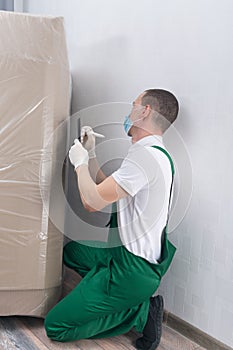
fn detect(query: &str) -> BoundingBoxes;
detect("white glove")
[81,126,96,159]
[69,139,89,170]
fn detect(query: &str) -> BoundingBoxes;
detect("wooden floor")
[0,267,207,350]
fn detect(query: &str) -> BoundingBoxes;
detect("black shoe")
[135,295,164,350]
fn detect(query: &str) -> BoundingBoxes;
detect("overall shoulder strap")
[151,145,174,176]
[151,146,177,264]
[151,145,175,237]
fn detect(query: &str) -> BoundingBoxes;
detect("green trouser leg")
[44,241,150,342]
[44,204,176,342]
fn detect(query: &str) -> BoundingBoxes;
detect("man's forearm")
[76,164,107,211]
[88,157,106,184]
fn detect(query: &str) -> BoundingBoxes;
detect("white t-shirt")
[111,135,173,264]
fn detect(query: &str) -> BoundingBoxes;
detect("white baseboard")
[164,310,233,350]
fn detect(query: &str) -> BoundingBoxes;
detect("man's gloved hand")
[81,126,96,159]
[69,139,89,170]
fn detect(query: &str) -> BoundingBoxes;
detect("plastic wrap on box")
[0,11,70,317]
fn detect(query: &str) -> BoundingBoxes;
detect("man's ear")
[143,104,152,118]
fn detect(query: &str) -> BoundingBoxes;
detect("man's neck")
[131,129,162,144]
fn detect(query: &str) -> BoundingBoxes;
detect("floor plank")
[94,335,136,350]
[108,331,139,349]
[0,317,43,350]
[158,325,199,350]
[21,317,81,350]
[72,339,104,350]
[0,319,19,350]
[12,318,49,350]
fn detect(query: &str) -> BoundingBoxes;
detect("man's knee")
[44,314,60,341]
[44,313,67,342]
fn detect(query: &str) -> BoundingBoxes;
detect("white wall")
[23,0,233,347]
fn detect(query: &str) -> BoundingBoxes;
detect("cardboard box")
[0,11,70,317]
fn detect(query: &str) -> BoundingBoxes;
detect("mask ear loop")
[131,105,151,124]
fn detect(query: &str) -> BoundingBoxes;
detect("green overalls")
[44,146,176,342]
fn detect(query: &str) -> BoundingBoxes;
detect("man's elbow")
[83,200,98,212]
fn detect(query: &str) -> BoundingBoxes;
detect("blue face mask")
[123,115,143,135]
[123,115,132,135]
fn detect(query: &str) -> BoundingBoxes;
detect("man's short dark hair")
[142,89,179,132]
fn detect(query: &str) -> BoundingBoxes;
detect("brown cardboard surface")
[0,11,70,317]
